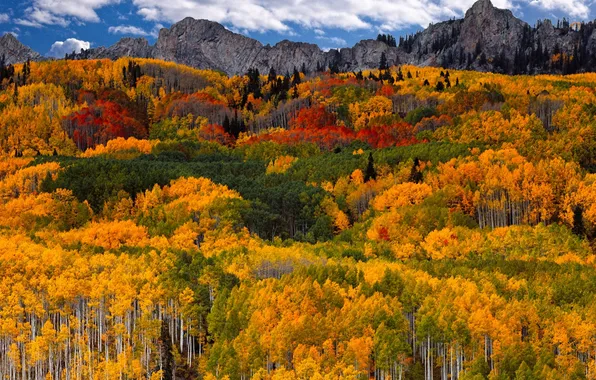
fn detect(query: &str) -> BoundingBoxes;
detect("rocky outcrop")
[4,0,596,75]
[0,34,41,65]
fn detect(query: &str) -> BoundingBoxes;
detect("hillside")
[6,0,596,75]
[0,56,596,379]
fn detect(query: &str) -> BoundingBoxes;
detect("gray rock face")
[4,0,596,75]
[153,18,265,74]
[0,34,41,65]
[89,38,153,60]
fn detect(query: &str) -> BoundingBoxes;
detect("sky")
[0,0,594,58]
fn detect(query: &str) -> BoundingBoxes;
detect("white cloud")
[10,0,593,34]
[109,25,149,36]
[3,31,18,38]
[108,23,163,37]
[315,35,347,46]
[48,38,91,57]
[129,0,535,34]
[0,14,9,23]
[528,0,589,18]
[15,0,121,28]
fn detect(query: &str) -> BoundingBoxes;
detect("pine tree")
[158,320,174,380]
[409,158,423,183]
[268,67,278,84]
[379,52,389,71]
[364,153,377,182]
[572,205,586,238]
[246,68,262,99]
[223,115,231,135]
[292,67,301,86]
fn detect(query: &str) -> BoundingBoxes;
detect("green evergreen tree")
[364,153,377,182]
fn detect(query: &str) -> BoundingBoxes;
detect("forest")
[1,55,596,380]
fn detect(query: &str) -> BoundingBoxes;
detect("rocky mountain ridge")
[3,0,596,75]
[0,34,41,65]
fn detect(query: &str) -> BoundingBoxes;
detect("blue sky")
[0,0,594,57]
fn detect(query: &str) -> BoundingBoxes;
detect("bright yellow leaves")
[81,137,157,159]
[0,82,79,155]
[0,188,92,231]
[349,95,393,131]
[57,220,153,250]
[435,110,545,154]
[266,155,298,174]
[0,162,61,200]
[0,156,33,179]
[420,227,482,260]
[321,197,350,231]
[372,182,432,211]
[0,232,172,376]
[564,175,596,231]
[430,149,580,226]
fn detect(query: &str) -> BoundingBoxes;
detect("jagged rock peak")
[466,0,496,15]
[0,33,41,65]
[465,0,517,19]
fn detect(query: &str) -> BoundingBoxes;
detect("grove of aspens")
[1,56,596,380]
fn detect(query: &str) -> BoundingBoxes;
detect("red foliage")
[244,126,356,151]
[154,92,227,123]
[378,226,390,241]
[376,84,395,97]
[356,123,418,149]
[245,107,418,150]
[77,90,96,105]
[289,105,337,129]
[199,124,234,146]
[308,75,360,98]
[63,100,147,151]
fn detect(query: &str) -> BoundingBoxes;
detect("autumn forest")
[1,55,596,380]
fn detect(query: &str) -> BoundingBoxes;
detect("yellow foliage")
[266,155,298,174]
[0,162,61,200]
[81,137,157,159]
[57,220,152,250]
[372,182,433,211]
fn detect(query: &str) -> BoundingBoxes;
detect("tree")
[572,205,586,238]
[379,52,389,71]
[158,320,175,380]
[364,153,377,182]
[409,158,423,183]
[268,67,277,83]
[292,67,301,86]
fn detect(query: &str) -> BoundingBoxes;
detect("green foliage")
[405,106,437,125]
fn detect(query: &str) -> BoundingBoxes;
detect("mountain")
[0,34,41,65]
[5,0,596,75]
[89,37,153,60]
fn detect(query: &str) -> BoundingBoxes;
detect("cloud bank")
[11,0,594,34]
